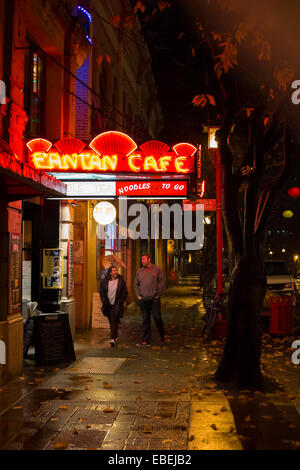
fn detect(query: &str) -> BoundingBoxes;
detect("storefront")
[27,131,200,331]
[0,146,66,384]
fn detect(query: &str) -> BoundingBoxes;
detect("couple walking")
[100,254,165,347]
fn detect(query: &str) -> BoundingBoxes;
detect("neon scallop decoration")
[89,131,137,156]
[26,138,52,153]
[54,138,86,154]
[139,140,170,156]
[172,142,197,157]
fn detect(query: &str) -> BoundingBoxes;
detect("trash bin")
[212,317,227,338]
[269,296,294,335]
[169,269,178,284]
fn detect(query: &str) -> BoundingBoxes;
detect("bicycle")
[200,293,226,341]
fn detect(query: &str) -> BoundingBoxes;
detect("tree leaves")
[97,54,111,66]
[274,65,295,91]
[110,14,134,31]
[110,15,122,28]
[235,19,255,44]
[215,39,238,76]
[192,94,216,108]
[133,1,146,14]
[157,1,171,13]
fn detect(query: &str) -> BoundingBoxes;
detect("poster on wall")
[42,249,63,289]
[8,233,22,314]
[74,240,84,263]
[67,241,74,297]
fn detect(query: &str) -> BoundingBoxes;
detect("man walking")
[134,254,166,347]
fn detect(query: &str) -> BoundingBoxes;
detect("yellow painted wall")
[86,201,98,328]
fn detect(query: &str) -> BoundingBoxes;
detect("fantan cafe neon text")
[31,152,192,174]
[27,132,197,175]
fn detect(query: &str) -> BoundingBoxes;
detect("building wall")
[0,0,91,384]
[0,0,164,385]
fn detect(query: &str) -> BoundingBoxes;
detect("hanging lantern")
[282,210,293,218]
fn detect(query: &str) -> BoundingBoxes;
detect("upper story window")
[24,46,44,138]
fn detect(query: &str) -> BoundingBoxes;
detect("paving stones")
[0,284,299,450]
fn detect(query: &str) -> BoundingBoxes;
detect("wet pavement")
[0,283,300,451]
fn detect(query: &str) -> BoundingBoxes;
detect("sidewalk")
[0,285,299,450]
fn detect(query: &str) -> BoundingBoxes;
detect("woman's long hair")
[106,265,118,280]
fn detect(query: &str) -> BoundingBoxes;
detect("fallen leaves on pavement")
[143,424,153,433]
[53,443,69,450]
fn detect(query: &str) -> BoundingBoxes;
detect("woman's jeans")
[107,305,120,339]
[139,298,165,344]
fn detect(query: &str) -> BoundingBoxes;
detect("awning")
[0,151,67,201]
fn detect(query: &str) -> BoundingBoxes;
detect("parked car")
[264,260,295,296]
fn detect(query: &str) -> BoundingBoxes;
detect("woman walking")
[100,265,128,347]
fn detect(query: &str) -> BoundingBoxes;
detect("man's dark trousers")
[139,298,165,344]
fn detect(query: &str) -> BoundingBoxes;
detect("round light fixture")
[282,210,293,218]
[93,201,116,225]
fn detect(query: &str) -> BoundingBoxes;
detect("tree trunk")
[214,255,266,390]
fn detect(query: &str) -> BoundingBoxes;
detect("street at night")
[0,0,300,458]
[0,282,300,451]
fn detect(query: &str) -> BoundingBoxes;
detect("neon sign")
[27,131,196,175]
[116,181,187,196]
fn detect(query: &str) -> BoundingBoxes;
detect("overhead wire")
[14,7,159,141]
[65,88,150,142]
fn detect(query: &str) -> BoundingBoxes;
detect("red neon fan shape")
[139,140,170,156]
[172,142,197,157]
[89,131,137,156]
[54,138,86,154]
[26,138,52,153]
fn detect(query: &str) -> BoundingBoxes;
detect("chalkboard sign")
[34,313,76,366]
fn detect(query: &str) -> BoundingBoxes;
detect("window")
[24,46,44,137]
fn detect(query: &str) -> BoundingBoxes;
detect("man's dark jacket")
[99,274,128,318]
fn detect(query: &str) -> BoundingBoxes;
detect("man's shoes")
[136,341,151,347]
[110,339,116,347]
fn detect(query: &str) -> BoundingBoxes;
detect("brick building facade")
[0,0,162,385]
